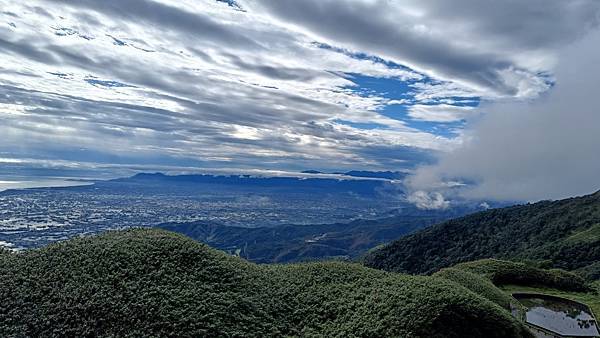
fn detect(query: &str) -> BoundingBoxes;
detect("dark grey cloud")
[251,0,600,96]
[0,37,60,64]
[421,0,600,49]
[50,0,262,50]
[225,53,329,82]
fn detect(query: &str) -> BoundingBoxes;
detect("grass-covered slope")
[432,267,514,309]
[433,259,599,316]
[364,190,600,276]
[451,259,589,291]
[500,283,600,320]
[432,259,590,309]
[0,229,531,337]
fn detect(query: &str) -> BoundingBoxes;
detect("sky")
[0,0,599,202]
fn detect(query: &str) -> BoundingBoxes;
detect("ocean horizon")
[0,177,93,192]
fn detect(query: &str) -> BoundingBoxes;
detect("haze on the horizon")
[1,0,599,202]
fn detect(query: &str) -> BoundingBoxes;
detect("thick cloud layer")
[409,30,600,201]
[1,0,599,197]
[250,0,599,97]
[0,0,445,171]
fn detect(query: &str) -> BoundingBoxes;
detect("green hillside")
[157,212,450,264]
[433,267,514,309]
[0,229,531,338]
[432,259,600,318]
[364,190,600,277]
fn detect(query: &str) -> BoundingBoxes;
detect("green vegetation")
[433,267,513,309]
[577,262,600,280]
[364,190,600,276]
[267,263,530,338]
[567,223,600,243]
[159,211,453,264]
[0,229,532,337]
[452,259,589,292]
[434,259,599,329]
[499,284,600,318]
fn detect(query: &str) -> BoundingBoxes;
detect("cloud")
[407,191,449,210]
[0,0,445,172]
[408,29,600,201]
[248,0,599,97]
[408,104,477,123]
[52,0,262,50]
[1,0,598,181]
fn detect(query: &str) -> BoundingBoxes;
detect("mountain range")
[364,190,600,279]
[1,188,600,337]
[158,207,462,263]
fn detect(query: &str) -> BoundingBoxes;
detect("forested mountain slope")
[158,210,455,263]
[364,190,600,278]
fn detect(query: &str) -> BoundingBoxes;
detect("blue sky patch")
[106,35,127,46]
[314,42,418,74]
[333,119,388,130]
[342,73,477,137]
[85,77,134,88]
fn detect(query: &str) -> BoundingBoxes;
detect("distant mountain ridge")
[126,174,493,263]
[158,206,470,263]
[364,190,600,279]
[300,170,407,180]
[121,172,392,196]
[0,171,497,251]
[340,170,408,180]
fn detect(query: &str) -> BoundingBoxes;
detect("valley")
[0,172,485,258]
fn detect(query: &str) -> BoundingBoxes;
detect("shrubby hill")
[450,259,589,291]
[433,267,515,309]
[364,190,600,277]
[434,259,600,317]
[0,229,531,338]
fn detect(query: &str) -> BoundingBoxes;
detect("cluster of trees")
[0,229,531,337]
[364,191,600,277]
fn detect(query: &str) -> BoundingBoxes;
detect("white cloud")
[408,104,477,123]
[248,0,599,97]
[0,0,441,171]
[387,99,410,105]
[0,0,598,179]
[407,191,449,210]
[408,29,600,201]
